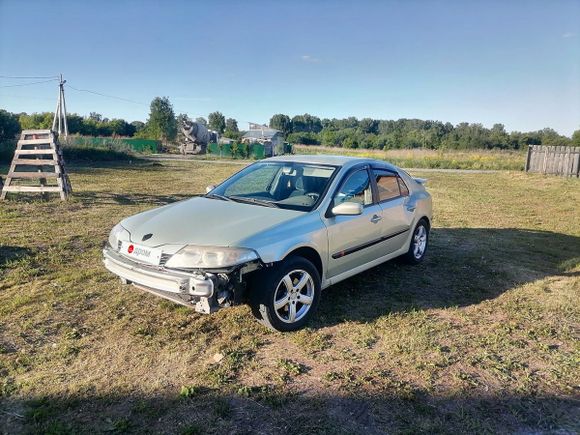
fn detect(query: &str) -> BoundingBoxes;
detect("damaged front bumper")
[102,245,259,314]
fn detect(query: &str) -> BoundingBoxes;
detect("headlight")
[164,246,258,269]
[108,223,130,250]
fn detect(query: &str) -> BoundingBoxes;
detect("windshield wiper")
[229,196,279,208]
[205,193,232,201]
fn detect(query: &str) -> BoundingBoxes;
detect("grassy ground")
[0,161,578,434]
[294,145,527,171]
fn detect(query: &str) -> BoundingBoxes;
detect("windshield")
[209,162,337,211]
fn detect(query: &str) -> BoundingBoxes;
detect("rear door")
[372,169,414,253]
[325,167,384,279]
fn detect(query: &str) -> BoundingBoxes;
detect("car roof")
[264,154,399,171]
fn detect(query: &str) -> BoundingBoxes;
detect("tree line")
[2,98,579,149]
[0,97,241,144]
[269,114,580,150]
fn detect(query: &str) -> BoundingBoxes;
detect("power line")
[65,84,147,106]
[66,84,204,118]
[0,78,59,88]
[0,75,59,79]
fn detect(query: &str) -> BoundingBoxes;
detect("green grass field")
[0,161,578,434]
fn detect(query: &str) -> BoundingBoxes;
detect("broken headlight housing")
[108,223,130,251]
[164,246,259,269]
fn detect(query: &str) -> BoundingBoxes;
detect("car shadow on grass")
[315,228,580,327]
[0,246,32,268]
[68,160,167,173]
[1,390,578,434]
[73,191,194,207]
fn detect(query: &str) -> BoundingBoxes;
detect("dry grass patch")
[294,145,526,170]
[0,161,578,434]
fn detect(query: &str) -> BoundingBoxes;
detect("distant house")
[218,136,235,145]
[241,125,284,156]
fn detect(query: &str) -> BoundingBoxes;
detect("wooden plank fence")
[525,145,580,177]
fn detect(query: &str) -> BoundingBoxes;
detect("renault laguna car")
[103,155,432,331]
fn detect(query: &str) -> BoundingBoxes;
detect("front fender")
[238,212,328,267]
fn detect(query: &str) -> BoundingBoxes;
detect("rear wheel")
[403,219,429,264]
[249,256,321,332]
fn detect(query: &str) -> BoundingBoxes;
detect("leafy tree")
[208,111,226,134]
[195,117,208,126]
[225,118,239,132]
[89,112,103,123]
[176,113,191,128]
[66,114,84,134]
[0,109,20,141]
[269,114,292,135]
[489,123,509,149]
[142,97,177,142]
[19,112,53,130]
[291,114,322,133]
[223,118,241,140]
[131,121,145,132]
[359,118,379,134]
[572,129,580,146]
[108,119,133,136]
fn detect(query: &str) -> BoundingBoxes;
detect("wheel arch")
[418,215,431,229]
[283,246,324,280]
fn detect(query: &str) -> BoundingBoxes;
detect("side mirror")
[206,185,215,193]
[331,201,363,216]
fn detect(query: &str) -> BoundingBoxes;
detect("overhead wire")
[0,74,206,119]
[65,84,147,106]
[0,75,60,79]
[66,83,204,117]
[0,78,59,88]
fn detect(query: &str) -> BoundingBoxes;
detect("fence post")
[525,145,532,172]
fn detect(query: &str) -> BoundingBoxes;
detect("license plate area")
[121,241,162,266]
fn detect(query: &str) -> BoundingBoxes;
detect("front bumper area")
[102,245,215,313]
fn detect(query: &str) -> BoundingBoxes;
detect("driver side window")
[333,169,373,208]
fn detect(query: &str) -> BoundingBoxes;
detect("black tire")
[403,219,430,264]
[249,256,321,332]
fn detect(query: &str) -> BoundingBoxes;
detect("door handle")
[370,214,382,223]
[406,205,416,212]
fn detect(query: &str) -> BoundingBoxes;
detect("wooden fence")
[525,145,580,177]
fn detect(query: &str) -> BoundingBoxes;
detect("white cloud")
[562,32,576,39]
[301,55,321,63]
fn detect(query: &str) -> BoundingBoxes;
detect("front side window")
[333,169,373,208]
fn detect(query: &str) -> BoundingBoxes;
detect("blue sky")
[1,0,579,135]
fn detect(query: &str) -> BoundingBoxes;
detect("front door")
[325,168,384,279]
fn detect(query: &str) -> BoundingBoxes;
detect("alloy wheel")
[273,269,314,323]
[413,225,427,259]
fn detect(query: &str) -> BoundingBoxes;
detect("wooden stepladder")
[0,129,72,200]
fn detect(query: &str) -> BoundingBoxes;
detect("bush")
[0,140,16,164]
[230,142,239,159]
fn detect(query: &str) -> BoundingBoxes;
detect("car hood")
[120,197,303,249]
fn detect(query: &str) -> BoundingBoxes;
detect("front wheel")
[403,219,430,264]
[249,256,321,332]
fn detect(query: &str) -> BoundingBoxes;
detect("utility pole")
[52,74,68,137]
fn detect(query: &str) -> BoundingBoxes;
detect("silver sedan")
[103,155,432,331]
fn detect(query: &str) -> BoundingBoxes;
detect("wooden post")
[51,74,68,138]
[525,145,532,172]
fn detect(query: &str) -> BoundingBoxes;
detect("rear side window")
[398,177,409,196]
[374,171,409,201]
